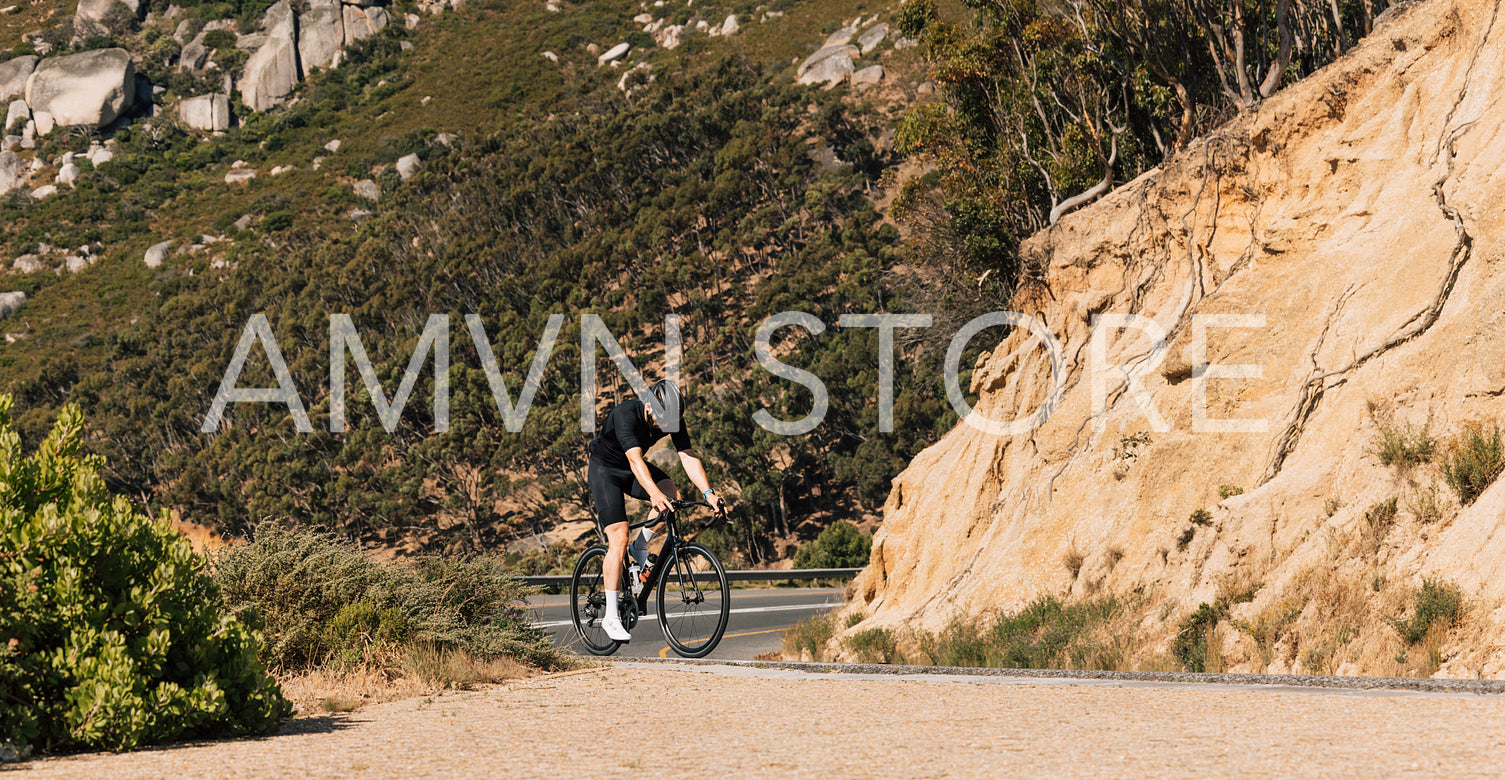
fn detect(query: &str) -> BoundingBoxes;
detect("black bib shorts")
[588,457,671,530]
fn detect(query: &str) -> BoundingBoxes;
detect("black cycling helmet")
[648,379,686,429]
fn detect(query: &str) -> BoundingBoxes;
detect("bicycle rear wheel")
[570,545,621,656]
[656,542,730,658]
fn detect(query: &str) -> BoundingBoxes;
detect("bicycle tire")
[656,542,730,658]
[570,545,621,656]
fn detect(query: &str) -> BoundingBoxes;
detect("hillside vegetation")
[1,0,960,561]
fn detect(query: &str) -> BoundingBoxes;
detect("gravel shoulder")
[18,663,1505,778]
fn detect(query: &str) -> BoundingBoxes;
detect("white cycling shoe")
[601,616,631,642]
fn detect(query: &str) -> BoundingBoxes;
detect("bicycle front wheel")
[570,545,621,656]
[656,542,730,658]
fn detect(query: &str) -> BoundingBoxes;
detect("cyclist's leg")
[588,459,634,641]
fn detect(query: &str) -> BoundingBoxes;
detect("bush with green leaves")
[210,524,564,672]
[0,397,291,756]
[792,521,871,570]
[1387,578,1464,645]
[1442,423,1504,506]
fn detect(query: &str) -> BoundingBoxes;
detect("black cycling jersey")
[588,398,692,468]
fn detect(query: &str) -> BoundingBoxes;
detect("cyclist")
[587,379,726,642]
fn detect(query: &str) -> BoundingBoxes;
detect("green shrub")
[846,627,906,664]
[923,595,1124,670]
[211,524,563,672]
[0,397,291,755]
[782,609,838,660]
[1441,423,1504,505]
[1173,602,1222,672]
[1218,485,1244,500]
[1386,579,1464,645]
[1374,416,1436,468]
[1189,508,1212,526]
[1172,584,1259,672]
[793,521,871,569]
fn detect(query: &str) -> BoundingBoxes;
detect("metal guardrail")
[519,567,862,587]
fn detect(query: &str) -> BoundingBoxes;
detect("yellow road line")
[658,627,787,658]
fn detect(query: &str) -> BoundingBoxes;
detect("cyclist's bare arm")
[677,449,726,515]
[624,447,674,514]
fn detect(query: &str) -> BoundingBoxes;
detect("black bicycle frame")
[603,500,714,613]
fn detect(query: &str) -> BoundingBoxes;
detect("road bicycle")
[570,499,731,658]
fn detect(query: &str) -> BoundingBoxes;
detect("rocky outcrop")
[0,56,37,103]
[4,99,27,133]
[239,1,299,111]
[0,150,22,195]
[24,48,134,129]
[353,179,380,200]
[143,240,173,268]
[597,42,630,66]
[179,93,230,132]
[0,291,25,321]
[73,0,141,41]
[344,4,388,43]
[395,152,421,180]
[850,65,883,89]
[797,45,855,87]
[299,0,346,71]
[847,0,1505,678]
[857,22,887,54]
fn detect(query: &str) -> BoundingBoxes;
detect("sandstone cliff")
[848,0,1505,677]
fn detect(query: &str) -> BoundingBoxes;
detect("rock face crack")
[1259,2,1497,486]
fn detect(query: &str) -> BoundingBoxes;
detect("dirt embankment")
[845,0,1505,677]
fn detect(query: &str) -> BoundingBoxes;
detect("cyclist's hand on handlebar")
[709,494,729,518]
[650,491,674,515]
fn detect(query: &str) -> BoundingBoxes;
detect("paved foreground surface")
[21,663,1505,778]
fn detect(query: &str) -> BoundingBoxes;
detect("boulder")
[721,14,738,35]
[225,167,255,185]
[366,7,390,32]
[56,161,79,185]
[857,22,888,54]
[143,239,172,268]
[1,136,16,151]
[344,5,388,42]
[354,179,380,200]
[64,255,88,273]
[0,291,25,321]
[88,147,112,166]
[324,138,341,153]
[73,0,141,41]
[238,1,298,112]
[434,132,457,147]
[4,99,26,133]
[32,110,53,135]
[178,93,230,132]
[30,184,55,199]
[797,44,858,78]
[850,65,884,88]
[236,33,268,53]
[823,26,857,47]
[597,42,630,66]
[179,34,210,73]
[24,48,135,128]
[0,150,24,194]
[797,45,857,86]
[541,50,558,62]
[0,56,37,103]
[395,152,421,180]
[12,254,43,273]
[655,25,683,49]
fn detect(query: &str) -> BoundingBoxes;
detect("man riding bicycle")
[587,379,726,642]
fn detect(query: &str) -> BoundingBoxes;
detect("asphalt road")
[528,586,845,660]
